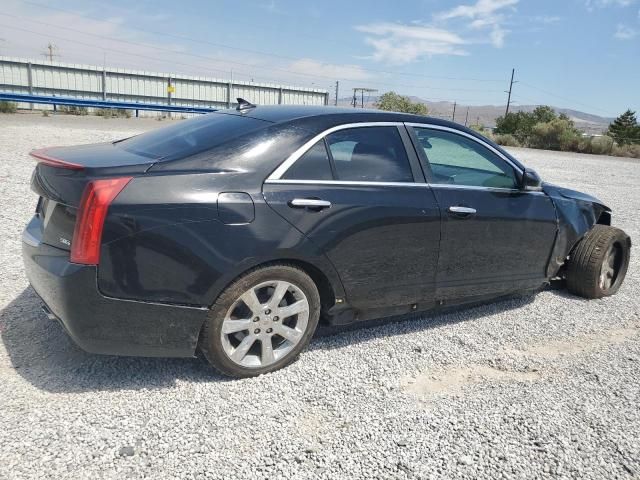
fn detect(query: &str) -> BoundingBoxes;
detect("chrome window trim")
[405,122,524,175]
[267,122,405,181]
[264,179,545,194]
[428,183,545,195]
[264,179,425,188]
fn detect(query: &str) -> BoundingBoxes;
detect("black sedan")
[22,101,631,377]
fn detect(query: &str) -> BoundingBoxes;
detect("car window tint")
[116,113,267,161]
[326,127,413,182]
[413,128,518,189]
[282,140,333,180]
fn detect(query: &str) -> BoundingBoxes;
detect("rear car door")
[263,123,441,314]
[407,124,558,301]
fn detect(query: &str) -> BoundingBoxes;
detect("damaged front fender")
[543,183,610,277]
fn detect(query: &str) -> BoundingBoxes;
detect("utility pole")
[505,68,517,116]
[41,43,59,62]
[334,81,339,106]
[464,107,470,127]
[352,87,377,108]
[452,101,456,121]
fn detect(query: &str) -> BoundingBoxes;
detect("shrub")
[59,105,88,116]
[376,92,428,115]
[494,133,521,147]
[0,101,17,113]
[529,118,581,151]
[589,136,615,155]
[612,143,640,158]
[95,108,131,118]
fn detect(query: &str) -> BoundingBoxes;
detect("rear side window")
[116,113,267,161]
[282,140,333,180]
[325,127,413,182]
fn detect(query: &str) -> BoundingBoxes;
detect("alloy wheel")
[220,280,310,368]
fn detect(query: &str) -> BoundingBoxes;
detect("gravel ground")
[0,113,638,480]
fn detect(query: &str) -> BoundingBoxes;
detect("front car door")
[263,123,441,316]
[406,124,558,302]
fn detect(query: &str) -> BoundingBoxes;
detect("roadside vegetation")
[376,91,428,115]
[482,107,640,159]
[0,101,17,113]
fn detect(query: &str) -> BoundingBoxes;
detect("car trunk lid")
[30,143,152,252]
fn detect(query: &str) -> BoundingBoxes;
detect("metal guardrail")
[0,92,217,114]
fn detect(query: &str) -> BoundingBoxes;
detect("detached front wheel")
[200,264,320,378]
[565,225,631,299]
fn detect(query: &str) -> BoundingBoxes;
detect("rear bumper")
[21,218,208,357]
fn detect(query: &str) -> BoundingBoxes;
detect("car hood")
[542,183,610,211]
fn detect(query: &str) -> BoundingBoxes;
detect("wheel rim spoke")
[221,318,253,334]
[276,300,308,320]
[276,324,303,343]
[261,338,276,365]
[230,335,256,362]
[269,281,290,309]
[240,289,262,316]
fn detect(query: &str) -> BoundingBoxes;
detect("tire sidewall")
[201,265,321,378]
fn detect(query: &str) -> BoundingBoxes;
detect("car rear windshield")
[115,113,269,160]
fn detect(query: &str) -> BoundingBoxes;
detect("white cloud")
[354,23,467,64]
[614,23,638,39]
[435,0,518,48]
[435,0,519,21]
[287,59,372,81]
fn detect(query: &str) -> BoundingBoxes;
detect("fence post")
[27,62,34,110]
[102,69,107,101]
[278,87,283,105]
[227,81,232,109]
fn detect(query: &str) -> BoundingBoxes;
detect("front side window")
[325,126,413,182]
[413,128,518,189]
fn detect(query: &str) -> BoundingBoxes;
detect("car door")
[407,124,558,301]
[263,123,441,313]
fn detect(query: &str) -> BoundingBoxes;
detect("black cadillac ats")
[22,101,631,377]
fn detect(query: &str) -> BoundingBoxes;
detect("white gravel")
[1,113,638,480]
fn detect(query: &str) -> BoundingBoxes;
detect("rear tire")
[565,225,630,299]
[200,264,320,378]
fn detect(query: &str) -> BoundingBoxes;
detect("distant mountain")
[337,96,614,135]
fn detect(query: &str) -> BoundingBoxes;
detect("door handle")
[448,206,476,216]
[289,198,332,209]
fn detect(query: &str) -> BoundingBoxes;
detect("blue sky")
[1,0,639,116]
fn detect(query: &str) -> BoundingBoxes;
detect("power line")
[0,19,504,99]
[10,1,506,84]
[518,81,615,116]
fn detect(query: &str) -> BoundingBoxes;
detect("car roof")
[215,105,458,129]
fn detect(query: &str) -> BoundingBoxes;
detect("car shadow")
[2,287,538,393]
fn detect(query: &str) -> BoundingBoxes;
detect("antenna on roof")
[236,98,256,111]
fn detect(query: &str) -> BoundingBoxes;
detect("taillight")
[30,148,84,170]
[70,177,132,265]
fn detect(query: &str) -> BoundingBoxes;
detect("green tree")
[495,111,536,142]
[376,92,428,115]
[608,110,640,145]
[532,105,557,124]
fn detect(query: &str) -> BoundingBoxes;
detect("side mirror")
[522,168,543,191]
